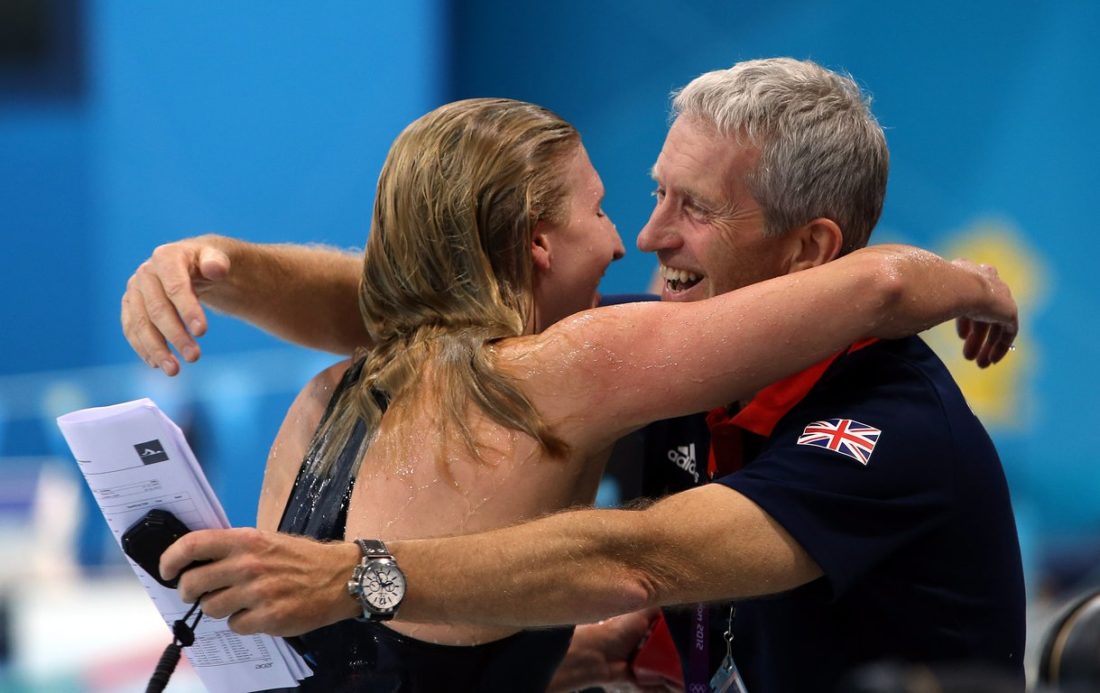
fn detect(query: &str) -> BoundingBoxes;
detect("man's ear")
[786,218,844,272]
[532,221,552,272]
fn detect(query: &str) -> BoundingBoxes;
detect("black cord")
[147,601,203,693]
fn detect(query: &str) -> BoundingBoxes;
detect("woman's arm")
[121,235,365,375]
[520,245,1016,451]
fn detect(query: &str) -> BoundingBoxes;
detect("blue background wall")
[2,1,1098,587]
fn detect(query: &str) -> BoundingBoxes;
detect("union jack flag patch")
[796,418,882,465]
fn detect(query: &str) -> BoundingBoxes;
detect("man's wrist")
[345,539,406,621]
[332,541,367,622]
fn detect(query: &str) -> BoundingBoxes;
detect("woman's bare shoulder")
[257,358,354,529]
[302,359,354,411]
[278,359,354,453]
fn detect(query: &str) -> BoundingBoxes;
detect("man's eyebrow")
[651,174,714,208]
[648,164,736,216]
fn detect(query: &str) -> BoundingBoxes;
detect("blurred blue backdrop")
[1,0,1097,593]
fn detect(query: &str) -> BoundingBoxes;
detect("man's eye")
[684,200,711,221]
[651,188,666,201]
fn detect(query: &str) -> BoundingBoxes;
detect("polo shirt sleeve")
[716,356,956,600]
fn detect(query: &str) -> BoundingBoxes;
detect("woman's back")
[265,356,585,691]
[348,364,611,546]
[260,344,615,646]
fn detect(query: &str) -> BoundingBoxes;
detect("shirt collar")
[707,338,878,438]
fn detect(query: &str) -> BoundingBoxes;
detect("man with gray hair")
[126,58,1025,690]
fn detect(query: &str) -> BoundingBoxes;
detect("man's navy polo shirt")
[703,336,1025,691]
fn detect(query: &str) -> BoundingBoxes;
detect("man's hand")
[122,237,231,376]
[160,528,361,636]
[547,609,681,693]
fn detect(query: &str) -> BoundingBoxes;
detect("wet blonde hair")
[310,98,578,478]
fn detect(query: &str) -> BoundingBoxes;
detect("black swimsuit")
[276,360,574,692]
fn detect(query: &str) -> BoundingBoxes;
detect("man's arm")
[392,483,821,627]
[121,235,365,375]
[159,483,820,635]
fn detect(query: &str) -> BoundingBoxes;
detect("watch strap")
[355,538,392,559]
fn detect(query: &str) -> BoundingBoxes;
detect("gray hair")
[672,58,888,253]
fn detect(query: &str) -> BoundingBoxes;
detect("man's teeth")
[660,265,701,290]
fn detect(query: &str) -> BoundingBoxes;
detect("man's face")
[638,116,792,301]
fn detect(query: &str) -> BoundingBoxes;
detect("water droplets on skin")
[379,492,419,534]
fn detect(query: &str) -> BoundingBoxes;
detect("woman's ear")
[532,222,552,272]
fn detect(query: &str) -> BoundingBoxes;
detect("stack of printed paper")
[57,398,312,692]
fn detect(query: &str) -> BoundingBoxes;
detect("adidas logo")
[667,443,699,483]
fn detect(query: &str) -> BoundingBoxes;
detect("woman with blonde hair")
[161,98,1013,691]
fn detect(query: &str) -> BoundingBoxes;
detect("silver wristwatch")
[347,538,407,621]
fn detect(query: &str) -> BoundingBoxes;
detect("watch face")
[362,560,406,612]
